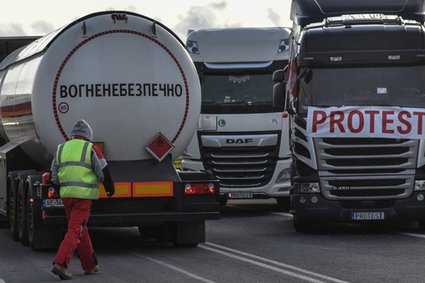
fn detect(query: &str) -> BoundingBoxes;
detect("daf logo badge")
[218,119,226,127]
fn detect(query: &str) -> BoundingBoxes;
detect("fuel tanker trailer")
[0,11,220,250]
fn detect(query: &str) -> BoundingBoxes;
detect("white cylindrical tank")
[0,11,201,166]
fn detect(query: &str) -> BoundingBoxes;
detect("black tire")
[170,221,204,247]
[418,220,425,230]
[138,225,157,240]
[276,197,290,212]
[219,195,228,206]
[8,176,19,241]
[17,177,29,246]
[293,214,313,233]
[172,242,199,248]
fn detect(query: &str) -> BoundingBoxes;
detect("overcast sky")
[1,0,292,41]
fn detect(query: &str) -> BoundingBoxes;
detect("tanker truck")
[0,11,220,249]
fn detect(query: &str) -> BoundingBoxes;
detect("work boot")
[52,263,73,280]
[84,265,100,275]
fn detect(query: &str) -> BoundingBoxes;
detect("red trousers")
[54,198,98,270]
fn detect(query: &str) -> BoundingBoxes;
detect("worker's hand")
[106,187,115,198]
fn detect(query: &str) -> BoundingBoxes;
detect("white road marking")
[270,212,293,218]
[396,232,425,239]
[201,242,349,283]
[135,254,216,283]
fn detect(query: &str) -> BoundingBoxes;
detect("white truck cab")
[183,27,292,208]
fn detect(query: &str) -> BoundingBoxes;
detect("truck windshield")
[200,74,274,114]
[298,65,425,114]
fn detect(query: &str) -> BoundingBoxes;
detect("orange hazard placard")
[145,132,174,162]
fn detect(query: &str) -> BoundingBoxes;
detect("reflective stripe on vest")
[56,139,99,199]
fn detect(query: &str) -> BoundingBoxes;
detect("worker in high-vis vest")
[50,119,115,280]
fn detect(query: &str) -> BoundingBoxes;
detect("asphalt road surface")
[1,199,425,283]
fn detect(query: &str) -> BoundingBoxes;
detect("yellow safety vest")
[56,139,99,199]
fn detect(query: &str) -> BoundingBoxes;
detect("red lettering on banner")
[413,112,425,135]
[364,110,379,133]
[397,111,412,135]
[330,111,345,133]
[347,110,364,133]
[312,110,326,133]
[307,107,425,139]
[382,111,394,134]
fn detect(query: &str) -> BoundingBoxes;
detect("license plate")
[43,199,64,208]
[352,212,385,221]
[228,191,253,199]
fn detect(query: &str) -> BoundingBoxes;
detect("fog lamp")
[415,180,425,191]
[276,168,291,183]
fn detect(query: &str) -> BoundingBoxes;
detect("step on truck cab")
[0,11,220,249]
[183,27,292,208]
[273,0,425,231]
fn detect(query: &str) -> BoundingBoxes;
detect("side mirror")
[286,106,296,115]
[272,68,287,112]
[272,68,286,83]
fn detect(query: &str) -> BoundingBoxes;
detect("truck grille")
[200,133,279,188]
[315,138,418,200]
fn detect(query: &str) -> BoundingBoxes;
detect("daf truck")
[273,0,425,231]
[0,36,40,62]
[0,11,220,249]
[183,28,292,208]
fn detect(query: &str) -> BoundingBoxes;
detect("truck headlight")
[187,40,199,54]
[278,39,289,53]
[293,182,320,193]
[415,180,425,191]
[276,168,291,183]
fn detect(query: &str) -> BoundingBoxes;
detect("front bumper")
[184,158,292,198]
[292,192,425,222]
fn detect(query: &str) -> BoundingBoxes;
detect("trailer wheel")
[171,221,204,247]
[293,214,313,233]
[8,176,19,241]
[173,242,199,248]
[17,176,29,245]
[153,222,203,247]
[418,220,425,230]
[276,197,290,212]
[219,195,228,206]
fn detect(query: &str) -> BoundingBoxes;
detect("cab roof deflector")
[291,0,425,27]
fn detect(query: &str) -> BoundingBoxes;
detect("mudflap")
[29,227,64,250]
[27,175,64,250]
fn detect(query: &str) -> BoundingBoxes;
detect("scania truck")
[183,27,292,208]
[0,11,220,249]
[273,0,425,231]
